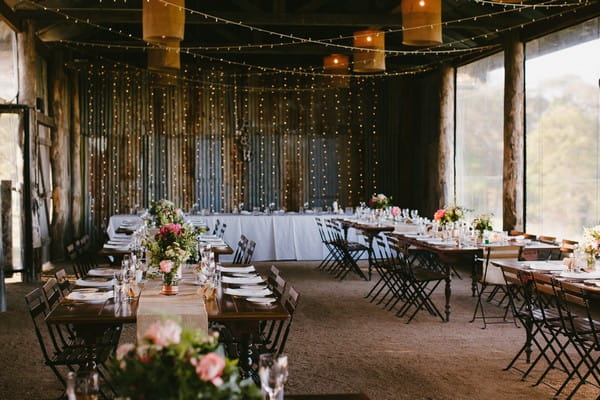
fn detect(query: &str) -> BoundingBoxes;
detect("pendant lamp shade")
[143,0,185,42]
[352,30,385,73]
[143,0,185,71]
[401,0,442,46]
[147,39,181,71]
[324,54,350,74]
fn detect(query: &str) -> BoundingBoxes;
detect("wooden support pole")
[503,32,524,231]
[436,65,455,207]
[50,51,72,259]
[71,73,82,238]
[1,180,12,271]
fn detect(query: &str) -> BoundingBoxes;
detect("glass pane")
[0,20,17,103]
[526,18,600,241]
[0,112,23,270]
[455,52,504,229]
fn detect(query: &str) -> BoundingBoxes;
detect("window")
[0,20,18,103]
[455,52,504,229]
[525,18,600,240]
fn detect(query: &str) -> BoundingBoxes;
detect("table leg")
[471,258,478,297]
[366,234,374,281]
[444,268,452,322]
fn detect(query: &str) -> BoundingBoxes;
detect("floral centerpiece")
[368,193,391,209]
[150,199,184,226]
[472,214,493,239]
[111,319,261,400]
[433,205,467,226]
[145,223,198,294]
[582,225,600,269]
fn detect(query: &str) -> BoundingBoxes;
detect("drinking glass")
[66,369,99,400]
[259,353,288,400]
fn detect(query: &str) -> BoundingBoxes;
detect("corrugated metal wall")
[80,65,386,233]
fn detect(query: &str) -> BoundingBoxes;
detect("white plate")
[224,288,272,297]
[559,271,600,279]
[222,276,264,284]
[240,284,268,290]
[72,288,99,293]
[75,278,116,288]
[218,265,255,273]
[66,290,113,303]
[246,297,276,304]
[527,263,567,271]
[87,268,120,277]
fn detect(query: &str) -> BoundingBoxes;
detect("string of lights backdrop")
[80,63,381,230]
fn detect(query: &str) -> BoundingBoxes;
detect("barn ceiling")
[3,0,600,73]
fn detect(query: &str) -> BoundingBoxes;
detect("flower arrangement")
[368,193,391,209]
[111,319,261,400]
[582,225,600,262]
[145,223,198,286]
[150,199,184,226]
[472,214,493,237]
[433,205,467,225]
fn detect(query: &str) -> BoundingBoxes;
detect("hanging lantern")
[143,0,185,43]
[323,54,350,88]
[401,0,442,46]
[324,54,349,74]
[143,0,185,71]
[353,29,385,73]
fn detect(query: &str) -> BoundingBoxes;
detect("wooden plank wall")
[79,65,411,233]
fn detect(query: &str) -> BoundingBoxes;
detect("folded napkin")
[75,278,116,288]
[87,268,120,277]
[199,234,219,240]
[224,288,272,297]
[103,243,130,250]
[240,210,251,215]
[221,276,264,284]
[218,265,255,273]
[66,290,113,303]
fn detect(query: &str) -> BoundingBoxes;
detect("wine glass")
[259,353,288,400]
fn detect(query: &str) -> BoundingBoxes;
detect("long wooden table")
[98,241,234,263]
[46,271,289,374]
[390,233,560,322]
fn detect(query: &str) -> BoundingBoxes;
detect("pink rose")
[159,260,174,273]
[143,320,182,348]
[159,223,182,237]
[433,209,445,221]
[191,352,225,386]
[391,206,400,217]
[116,343,135,360]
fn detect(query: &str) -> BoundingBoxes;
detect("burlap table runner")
[136,272,208,341]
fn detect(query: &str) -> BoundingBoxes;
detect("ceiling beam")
[0,0,22,31]
[14,8,404,27]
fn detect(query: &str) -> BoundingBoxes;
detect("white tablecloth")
[107,213,367,262]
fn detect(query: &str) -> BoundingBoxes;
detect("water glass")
[259,353,288,400]
[66,369,99,400]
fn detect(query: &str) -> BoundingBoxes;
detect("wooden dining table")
[45,272,289,374]
[99,241,235,263]
[390,233,561,322]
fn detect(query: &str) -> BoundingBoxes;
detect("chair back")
[54,269,71,296]
[277,286,300,353]
[66,243,78,261]
[269,274,287,299]
[243,240,256,264]
[25,288,55,362]
[482,245,523,285]
[509,230,524,236]
[315,218,327,243]
[538,235,556,245]
[212,219,221,236]
[559,239,578,258]
[218,223,227,239]
[268,265,280,280]
[232,234,248,264]
[554,279,599,345]
[523,233,537,240]
[42,278,62,308]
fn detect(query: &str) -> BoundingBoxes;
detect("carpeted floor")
[1,261,598,399]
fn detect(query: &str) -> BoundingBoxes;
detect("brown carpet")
[1,261,598,399]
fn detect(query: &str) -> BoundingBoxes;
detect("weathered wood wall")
[79,66,389,234]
